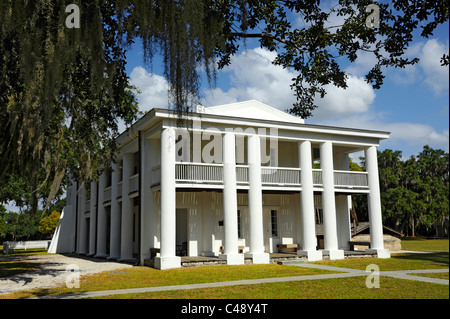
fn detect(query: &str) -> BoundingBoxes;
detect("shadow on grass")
[0,261,41,278]
[393,252,449,266]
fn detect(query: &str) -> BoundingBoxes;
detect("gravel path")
[0,254,133,295]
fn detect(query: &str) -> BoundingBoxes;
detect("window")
[237,209,242,239]
[270,210,278,237]
[133,152,139,175]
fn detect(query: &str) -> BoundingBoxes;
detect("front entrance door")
[263,207,279,253]
[176,208,188,256]
[263,208,271,253]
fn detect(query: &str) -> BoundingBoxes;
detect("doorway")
[176,208,188,256]
[263,207,279,253]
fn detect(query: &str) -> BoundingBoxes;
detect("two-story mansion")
[49,100,391,270]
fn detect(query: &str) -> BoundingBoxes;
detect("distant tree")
[38,211,61,238]
[0,211,40,241]
[354,146,449,236]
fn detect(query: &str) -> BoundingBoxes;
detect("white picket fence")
[2,240,51,254]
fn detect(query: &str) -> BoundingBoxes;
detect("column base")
[322,249,345,260]
[245,252,270,264]
[297,250,323,261]
[219,253,245,265]
[94,253,108,258]
[107,255,119,261]
[366,248,391,259]
[154,256,181,270]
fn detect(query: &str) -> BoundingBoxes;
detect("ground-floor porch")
[142,250,378,268]
[68,186,390,270]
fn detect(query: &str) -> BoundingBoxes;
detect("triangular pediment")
[203,100,304,124]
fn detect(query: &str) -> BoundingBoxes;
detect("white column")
[109,162,121,259]
[334,152,351,250]
[95,172,107,257]
[155,127,181,269]
[140,138,152,264]
[298,141,322,261]
[320,141,344,260]
[88,181,97,255]
[120,153,134,261]
[77,184,88,254]
[201,191,215,257]
[365,146,390,258]
[245,134,269,264]
[219,132,244,265]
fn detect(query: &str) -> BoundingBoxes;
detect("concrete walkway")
[33,261,448,299]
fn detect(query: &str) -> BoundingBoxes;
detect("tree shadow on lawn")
[392,252,449,267]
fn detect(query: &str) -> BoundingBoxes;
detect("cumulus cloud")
[129,66,170,112]
[202,48,298,111]
[311,75,376,121]
[419,39,449,94]
[317,112,449,156]
[386,38,449,94]
[202,47,376,121]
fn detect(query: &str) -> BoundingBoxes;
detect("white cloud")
[419,39,449,94]
[315,112,449,156]
[129,66,169,112]
[202,48,298,111]
[312,75,376,120]
[386,38,449,94]
[203,47,376,122]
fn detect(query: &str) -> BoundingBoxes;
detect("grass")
[1,264,339,299]
[0,248,48,278]
[401,238,449,252]
[97,276,449,299]
[311,252,449,271]
[0,239,448,299]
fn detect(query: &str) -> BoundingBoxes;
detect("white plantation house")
[48,100,391,270]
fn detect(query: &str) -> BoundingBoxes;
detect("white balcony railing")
[149,162,368,190]
[176,162,223,184]
[261,167,301,185]
[312,169,322,186]
[129,174,139,194]
[104,186,112,202]
[334,170,368,188]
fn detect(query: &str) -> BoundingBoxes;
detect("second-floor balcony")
[151,162,369,192]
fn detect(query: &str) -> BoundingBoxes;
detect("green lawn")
[401,238,449,252]
[98,276,448,299]
[1,239,448,299]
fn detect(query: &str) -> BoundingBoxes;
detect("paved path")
[33,261,448,299]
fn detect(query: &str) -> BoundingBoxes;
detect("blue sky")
[125,5,449,160]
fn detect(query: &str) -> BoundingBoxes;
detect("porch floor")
[178,250,377,267]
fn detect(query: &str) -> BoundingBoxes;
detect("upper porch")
[150,162,369,193]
